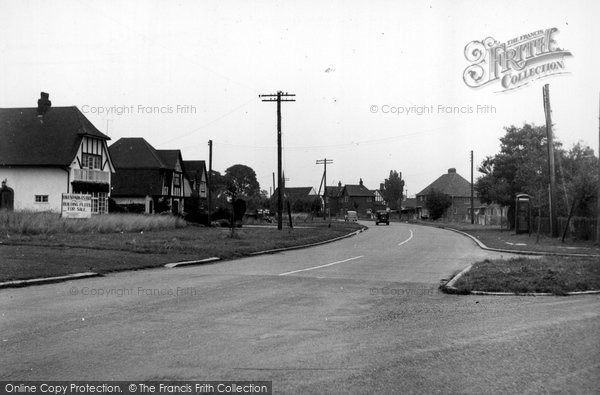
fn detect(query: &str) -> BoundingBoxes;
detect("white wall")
[0,167,69,212]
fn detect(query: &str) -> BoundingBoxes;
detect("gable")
[0,106,110,167]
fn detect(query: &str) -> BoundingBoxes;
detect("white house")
[0,95,115,214]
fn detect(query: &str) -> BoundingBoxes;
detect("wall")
[0,167,68,212]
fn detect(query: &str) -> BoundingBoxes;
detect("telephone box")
[515,193,531,234]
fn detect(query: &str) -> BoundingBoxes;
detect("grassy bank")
[0,211,186,235]
[448,256,600,295]
[0,220,362,282]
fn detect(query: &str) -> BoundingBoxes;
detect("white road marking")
[398,229,414,246]
[279,256,365,276]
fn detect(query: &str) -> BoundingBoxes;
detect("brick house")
[109,138,186,214]
[339,179,375,217]
[324,182,343,217]
[416,168,480,220]
[0,99,114,214]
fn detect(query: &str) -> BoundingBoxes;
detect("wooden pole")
[543,84,559,237]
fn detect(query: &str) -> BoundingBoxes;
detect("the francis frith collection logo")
[463,28,572,92]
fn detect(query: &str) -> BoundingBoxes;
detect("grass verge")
[448,256,600,295]
[0,221,362,282]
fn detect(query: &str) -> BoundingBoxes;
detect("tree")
[475,124,561,228]
[224,164,260,198]
[425,189,452,220]
[382,170,405,209]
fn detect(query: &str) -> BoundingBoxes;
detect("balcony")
[73,168,109,183]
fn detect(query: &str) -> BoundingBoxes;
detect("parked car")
[345,210,358,222]
[375,210,389,225]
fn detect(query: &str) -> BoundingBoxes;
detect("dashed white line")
[398,229,414,246]
[279,256,365,276]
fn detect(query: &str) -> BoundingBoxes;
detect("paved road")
[1,222,599,393]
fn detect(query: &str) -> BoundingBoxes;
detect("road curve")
[1,222,598,393]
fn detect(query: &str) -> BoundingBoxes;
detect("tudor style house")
[109,137,186,214]
[183,160,208,208]
[0,96,114,214]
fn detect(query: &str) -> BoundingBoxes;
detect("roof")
[416,168,474,197]
[109,138,183,171]
[274,187,317,201]
[0,106,110,166]
[183,160,206,180]
[325,186,343,198]
[342,184,374,197]
[401,198,422,209]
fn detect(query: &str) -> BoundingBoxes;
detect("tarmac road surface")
[1,222,598,393]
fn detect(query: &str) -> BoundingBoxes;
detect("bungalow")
[0,95,114,214]
[109,138,186,214]
[339,179,375,217]
[416,168,481,221]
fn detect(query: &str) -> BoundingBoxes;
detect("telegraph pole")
[260,91,296,230]
[470,150,474,224]
[543,84,559,238]
[208,140,213,227]
[597,92,600,243]
[316,158,333,220]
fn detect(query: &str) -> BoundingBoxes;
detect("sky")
[1,0,599,197]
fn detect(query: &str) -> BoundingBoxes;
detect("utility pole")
[470,150,474,224]
[208,140,213,227]
[316,158,333,220]
[543,84,559,237]
[597,92,600,243]
[260,91,296,230]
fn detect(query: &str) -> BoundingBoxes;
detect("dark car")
[375,210,389,225]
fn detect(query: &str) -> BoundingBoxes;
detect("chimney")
[359,178,363,186]
[380,183,385,191]
[338,181,342,188]
[448,168,456,174]
[37,92,51,117]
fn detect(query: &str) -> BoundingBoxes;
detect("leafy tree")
[224,164,260,198]
[382,170,405,209]
[425,189,452,220]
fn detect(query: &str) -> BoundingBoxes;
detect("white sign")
[61,193,92,218]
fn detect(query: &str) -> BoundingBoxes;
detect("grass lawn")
[0,221,362,282]
[448,256,600,295]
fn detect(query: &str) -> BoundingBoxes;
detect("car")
[375,210,390,225]
[345,210,358,222]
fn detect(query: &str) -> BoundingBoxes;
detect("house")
[0,95,115,214]
[109,138,186,214]
[371,184,387,212]
[416,168,480,220]
[324,182,343,217]
[183,160,208,212]
[273,186,319,212]
[339,179,375,217]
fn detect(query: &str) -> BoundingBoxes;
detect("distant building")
[273,186,319,212]
[0,97,114,214]
[183,160,208,212]
[416,168,480,220]
[339,179,375,217]
[371,183,387,212]
[109,138,186,214]
[324,182,343,216]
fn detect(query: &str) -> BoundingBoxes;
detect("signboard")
[61,193,92,218]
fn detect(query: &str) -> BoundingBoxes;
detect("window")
[82,154,102,170]
[90,192,108,214]
[173,173,181,187]
[35,195,49,203]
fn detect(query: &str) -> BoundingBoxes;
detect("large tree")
[382,170,405,209]
[425,189,452,220]
[224,164,260,197]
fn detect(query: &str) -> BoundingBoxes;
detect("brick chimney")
[448,168,456,174]
[380,183,385,191]
[37,92,51,117]
[359,178,363,186]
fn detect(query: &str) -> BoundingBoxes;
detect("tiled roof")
[416,168,474,197]
[343,184,374,197]
[0,106,109,166]
[325,186,343,198]
[109,138,166,169]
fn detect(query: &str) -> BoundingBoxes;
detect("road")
[1,222,599,393]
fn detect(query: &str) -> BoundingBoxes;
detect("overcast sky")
[1,0,598,197]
